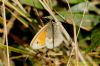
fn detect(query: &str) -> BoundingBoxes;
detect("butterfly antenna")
[51,21,55,48]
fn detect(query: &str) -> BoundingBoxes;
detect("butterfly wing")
[46,22,64,49]
[30,23,49,49]
[30,22,64,49]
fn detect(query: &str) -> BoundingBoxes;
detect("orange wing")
[36,31,46,46]
[30,23,49,49]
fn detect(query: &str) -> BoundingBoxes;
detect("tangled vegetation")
[0,0,100,66]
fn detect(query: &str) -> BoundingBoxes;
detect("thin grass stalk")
[2,0,10,66]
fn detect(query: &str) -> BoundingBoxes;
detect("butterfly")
[30,22,69,49]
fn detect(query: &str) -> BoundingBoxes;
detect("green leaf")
[72,13,100,30]
[85,24,100,53]
[70,2,100,14]
[19,0,43,9]
[46,9,100,31]
[63,0,85,4]
[70,2,89,13]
